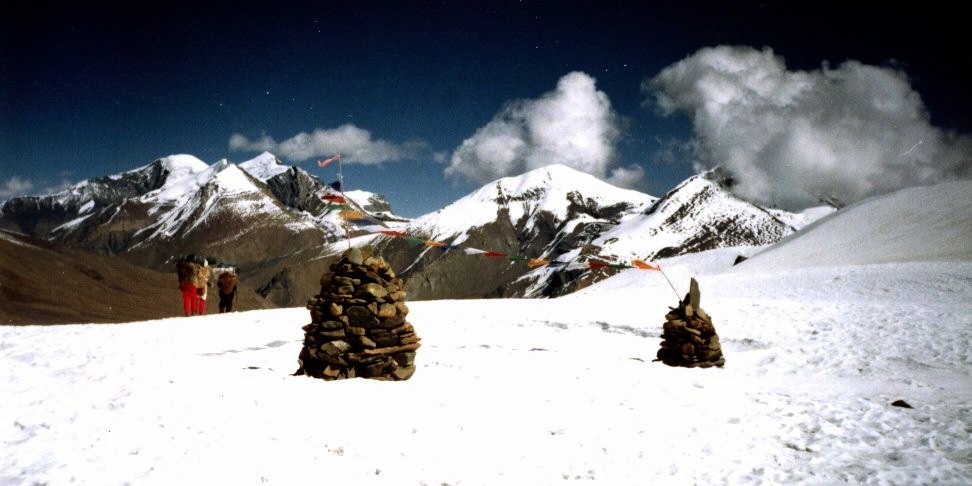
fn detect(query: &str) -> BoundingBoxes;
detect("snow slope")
[2,181,971,485]
[739,180,972,269]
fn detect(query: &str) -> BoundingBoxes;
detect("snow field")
[2,256,970,485]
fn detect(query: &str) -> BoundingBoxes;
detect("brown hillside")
[0,230,270,325]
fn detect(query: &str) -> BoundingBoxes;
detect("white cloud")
[644,46,972,209]
[0,176,34,199]
[228,133,275,153]
[229,124,411,165]
[606,164,646,188]
[446,71,629,184]
[38,179,74,196]
[0,176,76,200]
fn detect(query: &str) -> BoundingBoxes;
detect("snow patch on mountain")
[146,154,215,202]
[769,205,836,231]
[211,164,263,196]
[52,213,95,234]
[238,152,290,181]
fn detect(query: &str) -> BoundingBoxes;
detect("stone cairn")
[655,277,725,368]
[295,247,420,381]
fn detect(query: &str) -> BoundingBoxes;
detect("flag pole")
[636,256,681,301]
[337,156,351,251]
[658,266,682,301]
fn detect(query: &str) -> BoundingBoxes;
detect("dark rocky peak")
[263,166,328,213]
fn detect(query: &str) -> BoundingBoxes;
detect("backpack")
[217,271,238,294]
[177,260,200,285]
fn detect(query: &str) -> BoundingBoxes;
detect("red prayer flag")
[317,154,342,167]
[320,194,346,203]
[631,259,661,271]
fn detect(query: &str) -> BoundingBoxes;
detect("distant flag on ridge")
[329,180,343,191]
[337,208,389,233]
[631,259,661,271]
[527,258,550,268]
[337,210,365,220]
[320,194,346,204]
[318,154,341,167]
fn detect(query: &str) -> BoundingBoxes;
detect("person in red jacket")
[177,258,202,316]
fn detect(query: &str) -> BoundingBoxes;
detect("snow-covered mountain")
[2,154,313,253]
[374,165,818,298]
[1,157,822,308]
[0,154,359,306]
[368,164,656,299]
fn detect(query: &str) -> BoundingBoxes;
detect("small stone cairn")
[295,247,420,381]
[655,277,725,368]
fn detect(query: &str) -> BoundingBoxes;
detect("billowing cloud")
[606,164,646,188]
[229,124,411,165]
[228,133,275,153]
[0,176,34,199]
[447,71,631,185]
[644,46,972,209]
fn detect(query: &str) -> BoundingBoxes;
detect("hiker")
[217,266,239,313]
[177,258,201,317]
[194,260,212,315]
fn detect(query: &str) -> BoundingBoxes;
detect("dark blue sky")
[2,1,968,216]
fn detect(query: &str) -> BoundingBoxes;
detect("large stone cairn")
[296,247,420,381]
[655,278,725,368]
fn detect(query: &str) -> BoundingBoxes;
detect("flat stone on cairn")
[295,246,420,381]
[655,277,725,368]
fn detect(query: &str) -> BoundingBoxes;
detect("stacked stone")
[656,278,725,368]
[296,247,420,381]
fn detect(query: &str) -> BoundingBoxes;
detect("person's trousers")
[219,293,234,313]
[181,289,196,316]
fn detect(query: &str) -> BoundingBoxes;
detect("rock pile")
[296,247,420,381]
[655,277,725,368]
